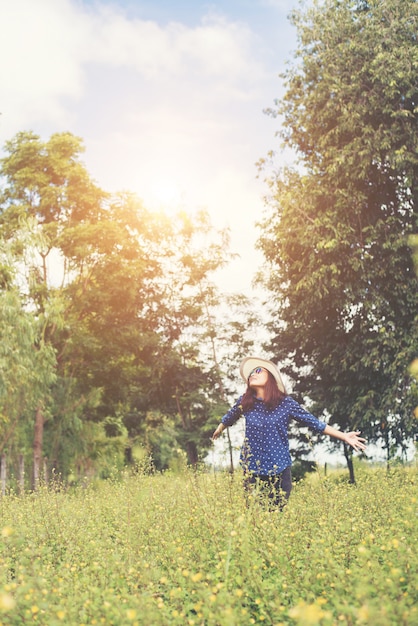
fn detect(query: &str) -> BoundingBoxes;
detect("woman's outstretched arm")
[323,425,366,452]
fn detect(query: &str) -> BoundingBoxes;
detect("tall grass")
[0,465,417,625]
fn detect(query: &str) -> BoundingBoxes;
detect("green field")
[0,465,417,625]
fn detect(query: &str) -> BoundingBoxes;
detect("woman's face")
[248,366,269,387]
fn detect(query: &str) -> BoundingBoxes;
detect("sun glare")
[148,178,185,212]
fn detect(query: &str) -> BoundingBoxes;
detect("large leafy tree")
[0,221,58,488]
[0,131,244,479]
[0,132,138,478]
[0,286,56,488]
[259,0,418,476]
[128,211,259,468]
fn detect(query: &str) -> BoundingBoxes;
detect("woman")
[212,357,366,508]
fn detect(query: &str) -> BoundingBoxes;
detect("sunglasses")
[249,367,265,378]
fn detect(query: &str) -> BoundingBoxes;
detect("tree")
[0,234,56,489]
[129,210,258,468]
[0,131,113,482]
[259,0,418,477]
[0,131,249,478]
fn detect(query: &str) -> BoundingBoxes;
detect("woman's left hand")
[345,431,367,451]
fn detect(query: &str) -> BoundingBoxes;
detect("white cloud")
[0,0,264,129]
[0,0,89,129]
[259,0,295,10]
[0,0,286,294]
[90,11,253,77]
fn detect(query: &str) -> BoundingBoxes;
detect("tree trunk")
[343,444,356,484]
[1,453,6,496]
[226,428,234,474]
[33,405,44,490]
[43,458,49,485]
[185,440,199,467]
[18,454,25,495]
[384,425,390,472]
[202,296,234,473]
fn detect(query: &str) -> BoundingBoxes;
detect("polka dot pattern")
[222,395,326,475]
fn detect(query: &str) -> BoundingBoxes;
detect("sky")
[2,0,402,467]
[0,0,300,294]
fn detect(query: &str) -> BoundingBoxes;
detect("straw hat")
[239,356,286,394]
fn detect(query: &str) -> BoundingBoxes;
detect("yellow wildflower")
[0,592,15,611]
[289,601,327,625]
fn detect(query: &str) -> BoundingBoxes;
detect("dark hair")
[241,370,286,412]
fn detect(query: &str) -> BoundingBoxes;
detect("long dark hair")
[241,370,286,412]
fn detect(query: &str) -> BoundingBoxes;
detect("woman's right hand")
[212,423,225,440]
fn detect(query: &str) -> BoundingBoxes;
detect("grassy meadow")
[0,464,417,625]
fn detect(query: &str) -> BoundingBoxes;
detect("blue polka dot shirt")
[221,395,327,475]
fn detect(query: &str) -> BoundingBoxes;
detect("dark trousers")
[244,466,292,510]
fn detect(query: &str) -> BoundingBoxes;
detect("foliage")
[259,0,418,468]
[0,465,417,625]
[0,258,57,465]
[0,130,258,480]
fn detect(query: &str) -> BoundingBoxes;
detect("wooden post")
[18,454,25,495]
[43,458,49,485]
[33,405,44,490]
[1,453,6,496]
